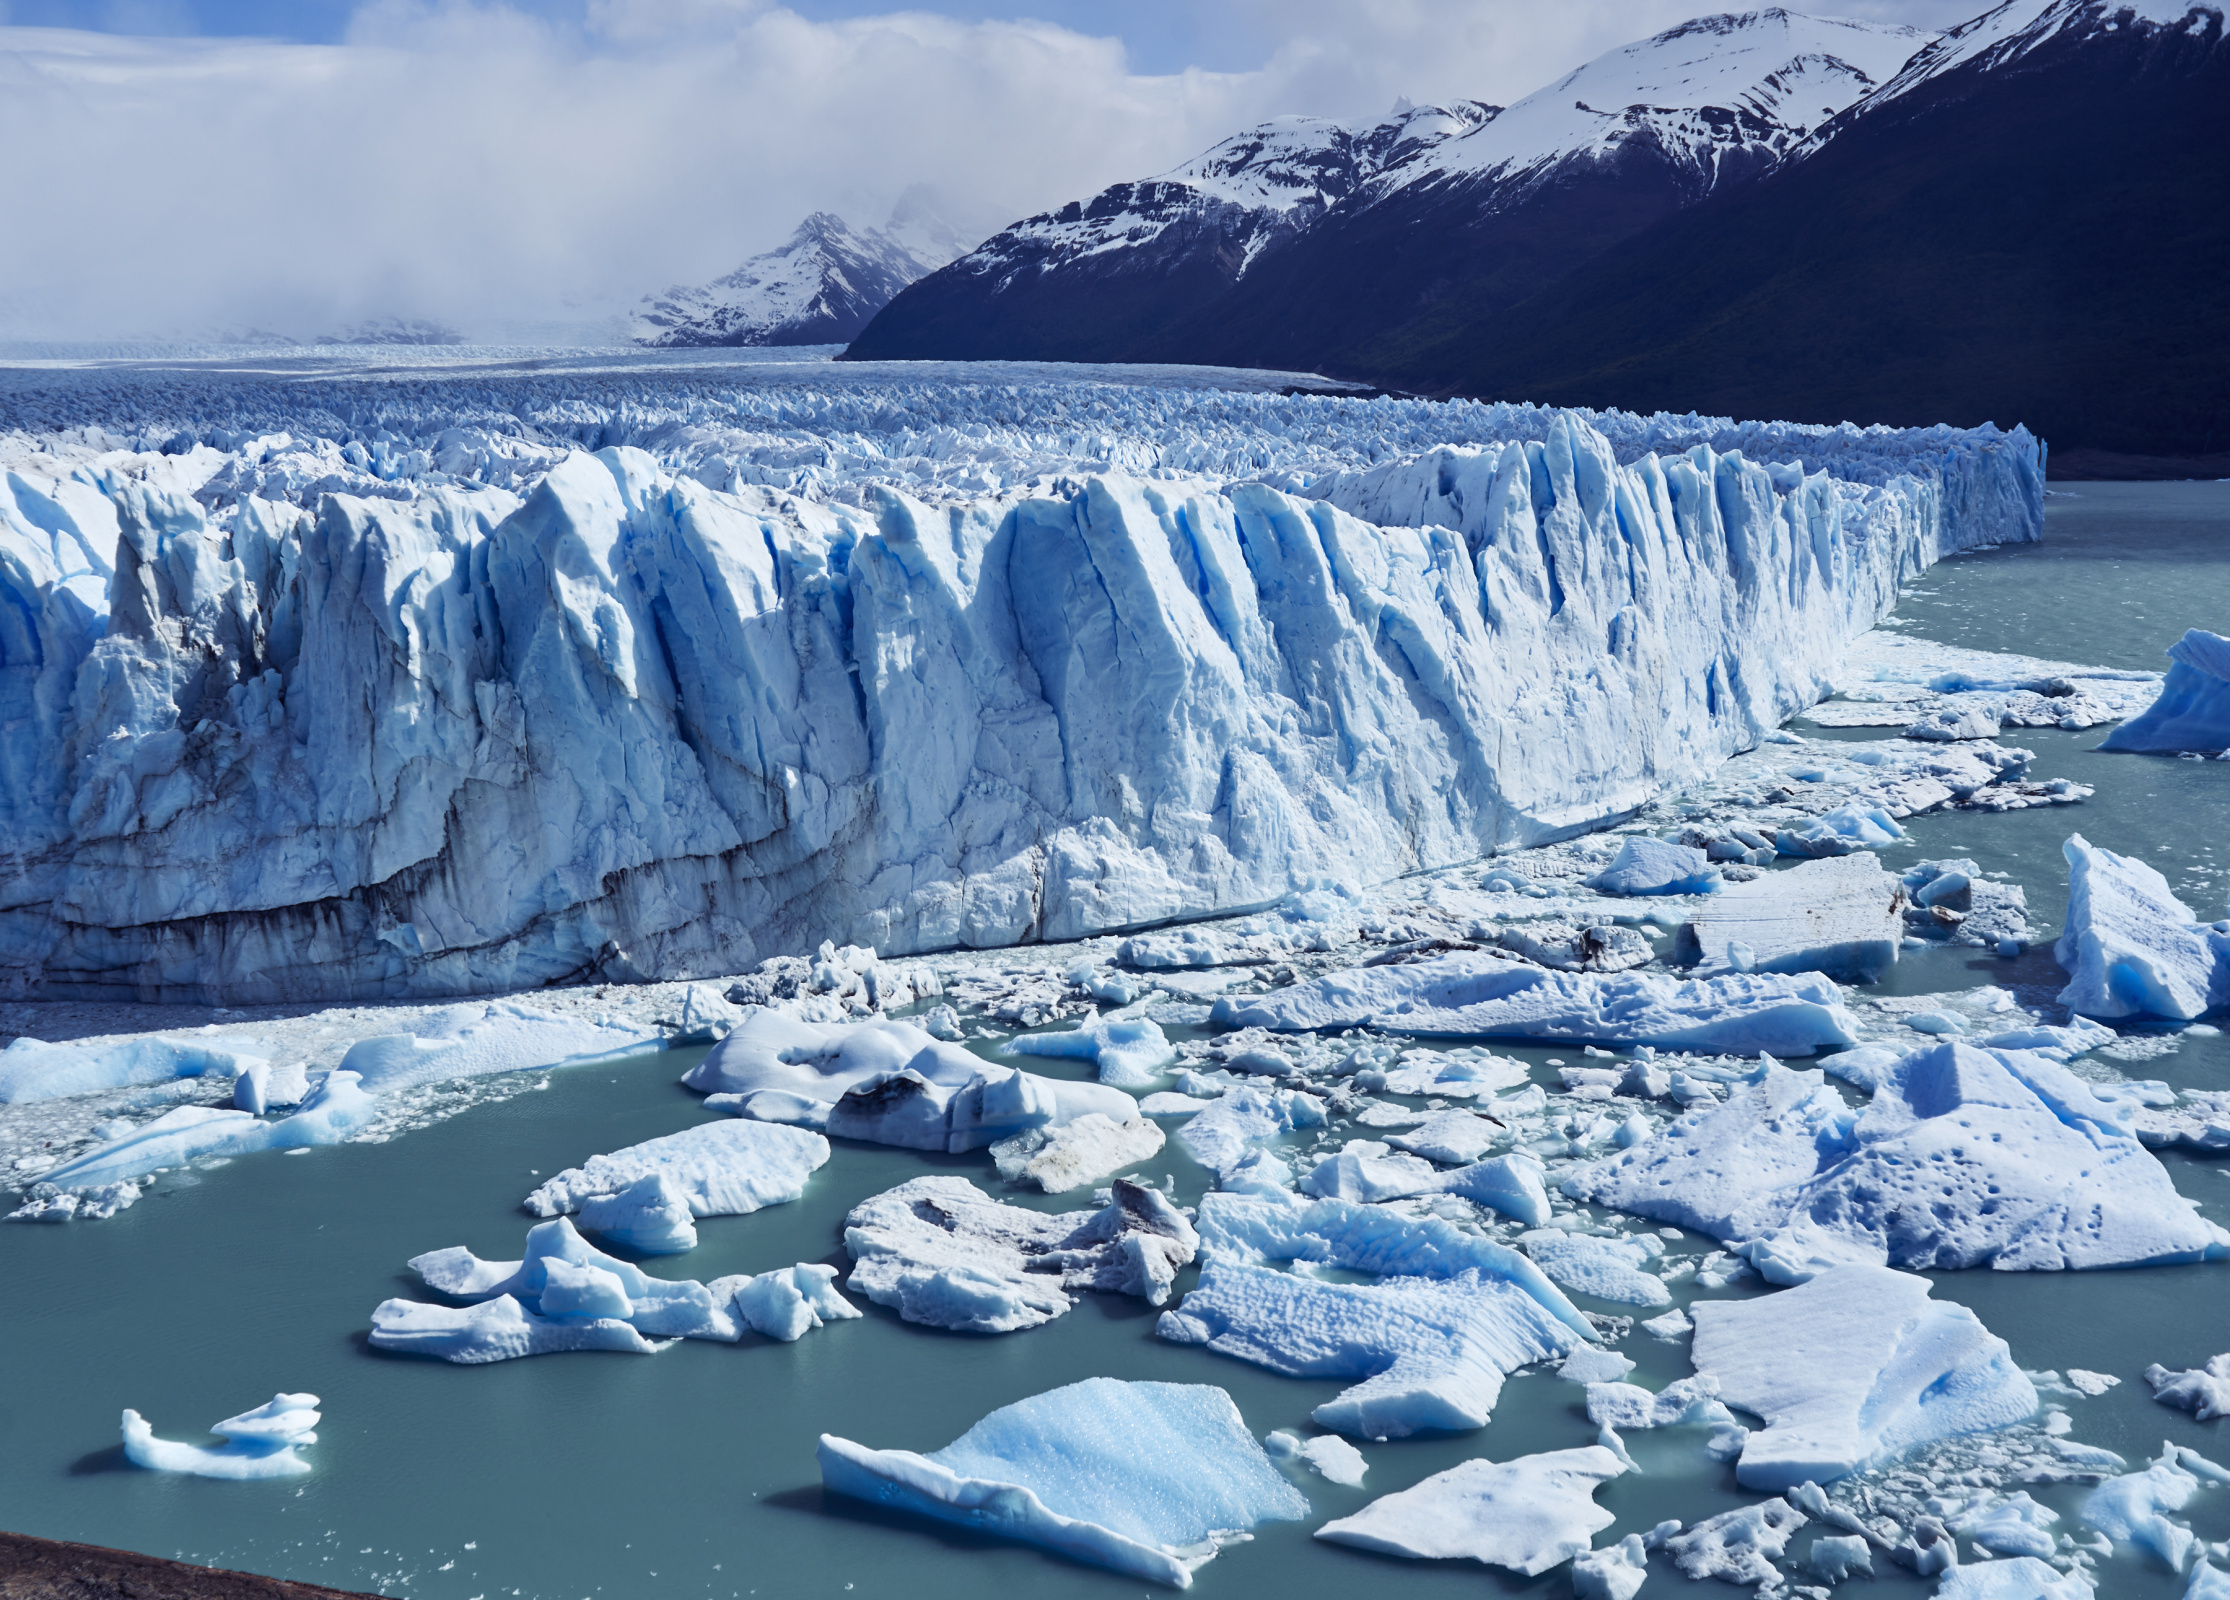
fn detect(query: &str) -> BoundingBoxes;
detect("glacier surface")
[0,376,2041,1000]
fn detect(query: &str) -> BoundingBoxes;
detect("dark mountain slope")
[1370,4,2230,468]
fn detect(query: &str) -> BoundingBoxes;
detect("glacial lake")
[0,480,2224,1600]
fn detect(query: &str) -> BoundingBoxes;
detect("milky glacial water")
[0,482,2224,1600]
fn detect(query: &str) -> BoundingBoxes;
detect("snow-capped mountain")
[634,190,985,347]
[1384,0,2229,469]
[847,10,1929,365]
[844,103,1493,363]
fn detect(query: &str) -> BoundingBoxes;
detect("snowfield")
[0,354,2041,1001]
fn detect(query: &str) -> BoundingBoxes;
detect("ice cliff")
[0,405,2041,999]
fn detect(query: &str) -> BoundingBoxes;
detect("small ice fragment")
[1809,1532,1872,1578]
[1571,1533,1649,1599]
[2146,1355,2230,1420]
[1663,1499,1806,1584]
[1559,1347,1637,1385]
[1641,1308,1691,1342]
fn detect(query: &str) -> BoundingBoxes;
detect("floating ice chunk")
[1117,930,1231,970]
[1315,1446,1625,1574]
[1520,1229,1670,1307]
[2084,1445,2204,1569]
[1567,1047,2230,1277]
[2064,1368,2122,1397]
[1571,1533,1650,1599]
[1809,1532,1873,1579]
[818,1379,1306,1588]
[1936,1557,2095,1598]
[1641,1308,1693,1342]
[2100,631,2230,755]
[1213,958,1862,1056]
[1585,1375,1733,1432]
[1139,1091,1216,1117]
[525,1119,830,1223]
[1161,1194,1587,1437]
[992,1113,1166,1193]
[1677,854,1906,982]
[843,1176,1197,1331]
[2146,1354,2230,1421]
[1664,1499,1806,1584]
[1687,1265,2037,1489]
[1301,1141,1549,1225]
[367,1295,661,1363]
[264,1069,379,1148]
[338,1003,662,1093]
[231,1059,307,1114]
[1978,1014,2116,1060]
[1264,1429,1367,1485]
[1004,1014,1176,1088]
[1587,837,1721,897]
[732,1263,861,1341]
[1372,1049,1531,1098]
[1940,1489,2061,1558]
[1387,1108,1506,1165]
[1907,704,2005,742]
[690,1012,1132,1149]
[1174,1084,1325,1180]
[0,1034,265,1104]
[38,1072,375,1192]
[1560,1347,1637,1385]
[122,1393,320,1480]
[2055,835,2229,1022]
[1776,802,1906,857]
[2192,1565,2230,1600]
[576,1174,698,1254]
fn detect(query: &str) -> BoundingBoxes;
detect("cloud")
[0,0,1977,340]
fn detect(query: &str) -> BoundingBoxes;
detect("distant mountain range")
[844,2,2229,475]
[632,187,983,347]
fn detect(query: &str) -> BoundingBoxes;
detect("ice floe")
[1173,1084,1326,1181]
[1159,1192,1590,1436]
[1003,1013,1176,1088]
[2082,1443,2222,1569]
[2055,834,2228,1022]
[368,1215,858,1361]
[1315,1445,1625,1574]
[1520,1228,1671,1307]
[1302,1143,1550,1224]
[817,1378,1307,1588]
[1675,853,1906,981]
[523,1119,830,1226]
[1566,1046,2230,1278]
[121,1393,321,1480]
[842,1175,1197,1331]
[1687,1265,2037,1489]
[2100,630,2230,756]
[991,1113,1166,1193]
[2147,1355,2230,1422]
[1212,958,1862,1055]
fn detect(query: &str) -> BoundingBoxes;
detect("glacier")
[0,375,2042,1001]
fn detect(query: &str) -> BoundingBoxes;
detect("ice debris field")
[3,351,2229,1598]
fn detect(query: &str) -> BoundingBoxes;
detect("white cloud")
[0,0,1973,340]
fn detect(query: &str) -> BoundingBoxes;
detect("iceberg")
[2145,1354,2230,1421]
[2100,630,2230,755]
[1675,854,1906,981]
[991,1113,1165,1193]
[0,396,2040,1004]
[1210,957,1863,1055]
[368,1214,858,1361]
[37,1069,380,1192]
[0,1035,266,1104]
[842,1175,1198,1331]
[1157,1192,1592,1437]
[1686,1264,2038,1489]
[1002,1014,1176,1088]
[121,1393,321,1481]
[817,1379,1307,1589]
[2055,834,2228,1022]
[1301,1143,1550,1224]
[524,1119,830,1223]
[1173,1084,1326,1180]
[1564,1047,2230,1277]
[685,1012,1135,1149]
[1586,836,1721,896]
[1314,1446,1625,1574]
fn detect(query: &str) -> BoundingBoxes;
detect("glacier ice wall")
[0,400,2042,1001]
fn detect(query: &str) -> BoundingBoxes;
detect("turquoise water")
[0,482,2224,1599]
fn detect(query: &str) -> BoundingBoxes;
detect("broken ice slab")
[1158,1191,1590,1437]
[991,1112,1166,1194]
[1314,1445,1625,1573]
[1675,853,1906,982]
[523,1118,831,1228]
[843,1175,1196,1331]
[1688,1264,2037,1490]
[2055,833,2229,1022]
[686,1012,1139,1151]
[817,1378,1306,1588]
[122,1393,321,1480]
[1564,1044,2230,1277]
[2100,629,2230,755]
[1211,958,1862,1056]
